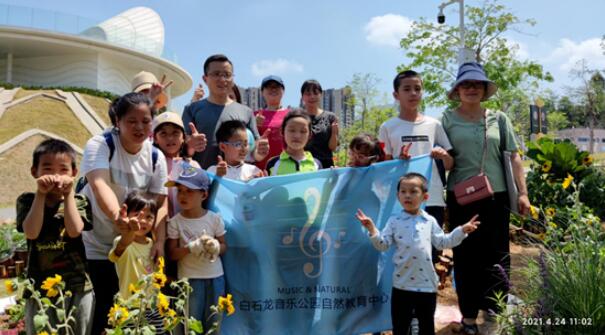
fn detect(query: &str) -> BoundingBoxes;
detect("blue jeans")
[189,276,225,333]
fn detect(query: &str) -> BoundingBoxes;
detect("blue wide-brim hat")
[447,62,498,101]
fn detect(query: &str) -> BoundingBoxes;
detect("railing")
[0,3,177,62]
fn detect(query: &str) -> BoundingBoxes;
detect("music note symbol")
[333,231,346,249]
[302,230,331,278]
[282,227,296,245]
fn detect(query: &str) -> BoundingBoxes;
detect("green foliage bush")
[523,137,600,233]
[497,137,605,334]
[0,82,118,101]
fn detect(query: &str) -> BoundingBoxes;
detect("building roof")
[80,7,165,57]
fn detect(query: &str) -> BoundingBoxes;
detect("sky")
[3,0,605,115]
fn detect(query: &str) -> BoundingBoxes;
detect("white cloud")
[547,38,605,72]
[506,39,530,60]
[251,59,304,77]
[364,14,413,48]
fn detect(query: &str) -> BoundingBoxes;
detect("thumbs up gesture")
[191,84,205,102]
[186,122,207,153]
[216,156,228,177]
[462,214,481,233]
[255,112,266,129]
[253,129,271,161]
[331,120,339,137]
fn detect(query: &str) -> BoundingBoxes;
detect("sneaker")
[460,319,479,335]
[410,318,419,335]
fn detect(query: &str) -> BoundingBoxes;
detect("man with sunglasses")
[182,54,270,169]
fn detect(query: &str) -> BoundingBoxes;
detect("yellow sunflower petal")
[562,174,574,189]
[4,280,15,294]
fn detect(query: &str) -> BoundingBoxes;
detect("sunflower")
[545,208,556,217]
[107,303,129,326]
[530,206,539,220]
[152,272,167,289]
[37,332,49,335]
[157,292,170,316]
[128,283,139,295]
[562,174,574,190]
[548,222,557,229]
[41,274,62,298]
[157,256,165,273]
[218,294,235,316]
[583,155,593,166]
[163,308,178,329]
[4,280,15,294]
[541,161,552,173]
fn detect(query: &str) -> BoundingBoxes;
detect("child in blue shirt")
[356,172,479,335]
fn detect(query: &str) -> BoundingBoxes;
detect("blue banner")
[207,156,433,335]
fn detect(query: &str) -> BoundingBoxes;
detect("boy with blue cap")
[165,163,227,331]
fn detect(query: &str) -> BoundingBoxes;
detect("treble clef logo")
[280,186,348,278]
[299,187,331,278]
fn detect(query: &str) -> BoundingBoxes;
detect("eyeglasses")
[222,141,248,149]
[208,71,234,80]
[349,150,377,161]
[458,81,484,89]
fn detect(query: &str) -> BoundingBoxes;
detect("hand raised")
[355,208,377,235]
[399,143,412,160]
[331,120,339,136]
[191,84,205,102]
[216,156,228,177]
[187,122,207,153]
[462,214,481,233]
[255,113,266,128]
[255,129,270,156]
[149,74,174,101]
[116,204,131,235]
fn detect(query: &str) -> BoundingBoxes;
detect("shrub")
[0,83,118,101]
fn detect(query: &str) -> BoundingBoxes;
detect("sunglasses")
[458,81,485,89]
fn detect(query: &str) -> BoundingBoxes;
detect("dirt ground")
[366,243,541,335]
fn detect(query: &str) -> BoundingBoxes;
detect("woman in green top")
[441,62,530,335]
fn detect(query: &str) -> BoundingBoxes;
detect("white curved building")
[81,7,165,58]
[0,5,191,98]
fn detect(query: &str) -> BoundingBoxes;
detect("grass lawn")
[0,97,92,148]
[80,94,111,126]
[0,134,82,207]
[12,89,59,101]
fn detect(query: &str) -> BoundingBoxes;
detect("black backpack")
[75,131,159,193]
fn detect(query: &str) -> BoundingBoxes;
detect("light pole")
[438,0,475,64]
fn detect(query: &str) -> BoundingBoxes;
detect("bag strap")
[103,131,115,162]
[479,111,489,174]
[497,112,506,152]
[151,146,158,173]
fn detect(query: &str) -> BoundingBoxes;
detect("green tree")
[557,95,585,128]
[347,73,380,128]
[570,60,605,153]
[546,111,570,132]
[398,0,553,134]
